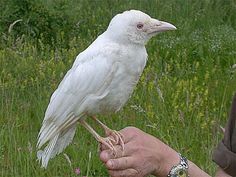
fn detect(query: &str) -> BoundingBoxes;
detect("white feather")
[36,9,175,168]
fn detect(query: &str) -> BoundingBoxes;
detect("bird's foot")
[106,129,124,151]
[98,136,117,153]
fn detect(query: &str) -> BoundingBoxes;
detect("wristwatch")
[167,153,189,177]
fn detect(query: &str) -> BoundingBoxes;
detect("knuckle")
[127,126,139,132]
[110,160,118,169]
[124,158,128,166]
[125,126,140,136]
[129,171,139,177]
[120,170,130,177]
[113,159,119,169]
[107,160,115,169]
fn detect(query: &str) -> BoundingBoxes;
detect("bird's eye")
[137,23,144,29]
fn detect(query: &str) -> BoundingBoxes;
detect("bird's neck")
[103,30,146,47]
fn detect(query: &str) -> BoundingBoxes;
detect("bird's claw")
[105,129,124,151]
[98,136,117,154]
[110,130,125,151]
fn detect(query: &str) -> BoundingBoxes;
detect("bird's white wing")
[37,51,117,150]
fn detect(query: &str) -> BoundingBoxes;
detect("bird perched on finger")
[37,9,176,168]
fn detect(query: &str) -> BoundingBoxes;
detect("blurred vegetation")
[0,0,236,176]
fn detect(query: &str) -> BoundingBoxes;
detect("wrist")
[152,140,180,177]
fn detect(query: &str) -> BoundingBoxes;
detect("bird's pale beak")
[148,19,176,34]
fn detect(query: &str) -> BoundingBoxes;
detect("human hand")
[100,127,179,177]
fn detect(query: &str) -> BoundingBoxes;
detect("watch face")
[176,169,188,177]
[168,154,189,177]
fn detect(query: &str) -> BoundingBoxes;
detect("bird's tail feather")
[37,124,77,168]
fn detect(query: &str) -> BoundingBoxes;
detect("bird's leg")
[91,116,124,150]
[79,119,116,151]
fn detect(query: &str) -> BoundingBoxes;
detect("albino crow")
[37,9,176,168]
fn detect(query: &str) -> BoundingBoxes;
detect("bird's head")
[106,10,176,45]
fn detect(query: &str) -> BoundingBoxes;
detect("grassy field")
[0,0,236,176]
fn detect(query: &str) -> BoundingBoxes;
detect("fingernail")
[107,160,113,168]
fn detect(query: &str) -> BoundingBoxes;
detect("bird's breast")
[98,46,147,113]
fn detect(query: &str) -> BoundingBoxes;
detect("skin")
[100,127,227,177]
[215,167,232,177]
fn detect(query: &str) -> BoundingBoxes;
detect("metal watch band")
[167,153,189,177]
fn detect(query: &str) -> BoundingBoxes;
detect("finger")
[118,126,142,143]
[100,150,111,163]
[100,146,123,163]
[118,128,133,143]
[106,157,135,170]
[100,143,133,162]
[108,169,138,177]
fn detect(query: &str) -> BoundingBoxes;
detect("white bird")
[37,9,176,168]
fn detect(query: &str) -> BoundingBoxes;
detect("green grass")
[0,0,236,176]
